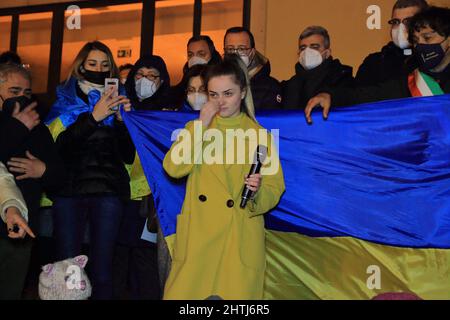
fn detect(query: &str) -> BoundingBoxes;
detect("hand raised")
[12,101,40,130]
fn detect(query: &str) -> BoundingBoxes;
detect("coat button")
[199,195,207,202]
[226,200,234,208]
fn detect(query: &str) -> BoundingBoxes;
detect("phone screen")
[105,78,119,111]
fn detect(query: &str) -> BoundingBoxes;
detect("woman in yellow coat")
[163,56,285,300]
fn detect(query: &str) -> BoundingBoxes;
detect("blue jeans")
[53,196,124,300]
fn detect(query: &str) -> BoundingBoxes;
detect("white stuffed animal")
[39,255,92,300]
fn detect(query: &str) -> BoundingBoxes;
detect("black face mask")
[80,67,110,85]
[1,95,34,116]
[415,40,447,72]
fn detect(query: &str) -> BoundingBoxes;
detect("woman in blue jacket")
[46,41,134,300]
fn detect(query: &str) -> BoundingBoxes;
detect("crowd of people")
[0,0,448,300]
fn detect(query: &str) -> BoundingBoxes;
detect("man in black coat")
[282,25,354,110]
[224,27,282,110]
[0,63,65,299]
[170,35,223,109]
[355,0,429,86]
[305,6,450,124]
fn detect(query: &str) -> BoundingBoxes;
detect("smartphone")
[105,78,119,111]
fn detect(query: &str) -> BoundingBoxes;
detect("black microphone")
[240,145,268,208]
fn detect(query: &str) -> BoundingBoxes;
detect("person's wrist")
[91,110,102,122]
[199,115,213,128]
[5,207,20,220]
[13,115,32,131]
[39,162,47,177]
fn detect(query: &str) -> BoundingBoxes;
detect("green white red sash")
[408,69,444,97]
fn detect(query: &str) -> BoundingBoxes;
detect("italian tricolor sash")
[408,69,444,97]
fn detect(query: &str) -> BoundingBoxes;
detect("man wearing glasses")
[224,27,282,110]
[356,0,429,86]
[305,6,449,124]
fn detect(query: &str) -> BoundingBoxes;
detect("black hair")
[224,27,256,48]
[182,35,222,75]
[408,6,450,45]
[204,54,247,91]
[119,63,134,72]
[0,51,22,65]
[393,0,428,11]
[187,35,221,60]
[184,64,208,90]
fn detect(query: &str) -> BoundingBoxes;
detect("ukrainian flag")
[123,95,450,300]
[45,78,150,201]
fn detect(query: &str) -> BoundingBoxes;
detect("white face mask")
[299,47,324,70]
[391,23,411,50]
[239,54,251,67]
[187,93,208,111]
[188,56,209,68]
[135,77,157,101]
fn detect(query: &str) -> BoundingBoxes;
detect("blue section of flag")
[123,95,450,249]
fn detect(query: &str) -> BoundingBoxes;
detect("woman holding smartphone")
[45,41,135,300]
[163,56,285,300]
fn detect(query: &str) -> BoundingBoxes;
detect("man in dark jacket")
[171,35,222,109]
[305,6,450,124]
[224,27,282,110]
[355,0,429,86]
[0,63,65,299]
[282,26,354,110]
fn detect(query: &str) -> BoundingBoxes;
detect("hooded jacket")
[282,58,354,110]
[125,55,174,111]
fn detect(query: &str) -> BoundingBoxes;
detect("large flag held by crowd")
[123,95,450,300]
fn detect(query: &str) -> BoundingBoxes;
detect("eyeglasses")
[388,17,412,26]
[224,47,252,55]
[135,73,160,81]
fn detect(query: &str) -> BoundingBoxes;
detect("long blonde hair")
[66,41,119,83]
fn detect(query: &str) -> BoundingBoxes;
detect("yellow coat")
[163,113,285,300]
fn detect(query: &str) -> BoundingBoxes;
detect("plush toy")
[39,255,92,300]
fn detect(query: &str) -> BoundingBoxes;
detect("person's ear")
[443,37,450,52]
[323,48,331,60]
[241,89,247,100]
